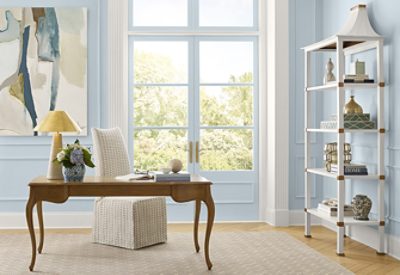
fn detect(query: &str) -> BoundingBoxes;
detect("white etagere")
[302,4,386,256]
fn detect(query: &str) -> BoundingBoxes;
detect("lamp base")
[47,133,63,180]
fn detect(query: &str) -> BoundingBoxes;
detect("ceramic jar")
[351,194,372,220]
[64,164,86,182]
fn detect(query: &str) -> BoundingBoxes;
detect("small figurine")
[324,58,336,84]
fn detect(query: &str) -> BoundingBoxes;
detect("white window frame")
[128,0,259,172]
[106,0,290,224]
[129,0,259,33]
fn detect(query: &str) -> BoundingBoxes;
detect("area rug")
[0,232,352,274]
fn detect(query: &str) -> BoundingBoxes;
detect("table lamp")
[34,111,82,179]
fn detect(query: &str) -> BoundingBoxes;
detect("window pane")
[133,0,188,26]
[200,86,253,126]
[200,129,253,170]
[134,41,188,84]
[200,41,253,83]
[134,86,188,127]
[199,0,253,27]
[134,129,187,171]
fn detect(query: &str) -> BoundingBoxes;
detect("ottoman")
[92,196,167,249]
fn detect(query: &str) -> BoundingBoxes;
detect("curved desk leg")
[194,199,201,253]
[203,190,215,270]
[25,195,37,271]
[37,201,44,254]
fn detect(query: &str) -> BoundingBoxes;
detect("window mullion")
[192,0,199,30]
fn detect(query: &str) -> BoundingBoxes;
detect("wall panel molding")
[0,157,48,161]
[389,216,400,223]
[295,156,316,198]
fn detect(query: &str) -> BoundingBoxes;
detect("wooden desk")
[25,176,215,271]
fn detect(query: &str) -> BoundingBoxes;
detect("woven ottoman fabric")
[93,196,167,249]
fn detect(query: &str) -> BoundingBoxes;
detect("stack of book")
[154,172,191,182]
[330,163,368,175]
[344,74,374,83]
[318,203,353,217]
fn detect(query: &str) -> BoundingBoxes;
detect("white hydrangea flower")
[57,151,66,161]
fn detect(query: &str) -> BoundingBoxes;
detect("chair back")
[91,128,131,177]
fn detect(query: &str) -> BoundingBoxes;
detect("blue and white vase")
[63,164,86,182]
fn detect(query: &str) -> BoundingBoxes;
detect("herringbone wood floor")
[2,223,399,274]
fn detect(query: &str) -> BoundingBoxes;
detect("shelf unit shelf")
[306,83,378,92]
[306,168,381,180]
[306,128,379,133]
[303,8,386,255]
[307,209,380,226]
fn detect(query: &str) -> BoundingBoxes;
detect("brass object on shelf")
[344,95,363,114]
[324,142,352,171]
[324,142,351,153]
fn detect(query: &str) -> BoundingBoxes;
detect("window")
[199,0,254,27]
[132,0,188,27]
[130,0,258,172]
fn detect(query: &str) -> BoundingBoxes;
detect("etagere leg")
[336,226,345,256]
[305,212,311,238]
[376,225,385,255]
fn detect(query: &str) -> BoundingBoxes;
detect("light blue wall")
[316,0,400,237]
[0,1,256,222]
[289,0,325,210]
[0,0,103,213]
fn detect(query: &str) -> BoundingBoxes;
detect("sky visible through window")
[133,0,253,27]
[134,41,253,84]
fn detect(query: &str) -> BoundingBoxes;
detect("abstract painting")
[0,8,87,136]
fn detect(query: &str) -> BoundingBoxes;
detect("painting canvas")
[0,7,87,136]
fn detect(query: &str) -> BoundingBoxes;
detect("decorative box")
[321,120,376,129]
[331,113,370,121]
[321,113,376,129]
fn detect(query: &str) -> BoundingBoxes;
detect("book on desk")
[154,172,191,182]
[115,172,191,182]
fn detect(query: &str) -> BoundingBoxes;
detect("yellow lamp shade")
[34,111,81,133]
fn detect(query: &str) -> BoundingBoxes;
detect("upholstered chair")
[91,127,167,249]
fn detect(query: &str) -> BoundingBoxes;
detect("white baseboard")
[265,208,290,226]
[0,212,94,229]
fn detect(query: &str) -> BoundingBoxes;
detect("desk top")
[29,175,211,186]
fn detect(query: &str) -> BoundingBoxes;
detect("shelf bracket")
[338,82,344,87]
[379,175,385,180]
[379,128,385,133]
[379,82,385,87]
[337,175,345,180]
[379,221,385,226]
